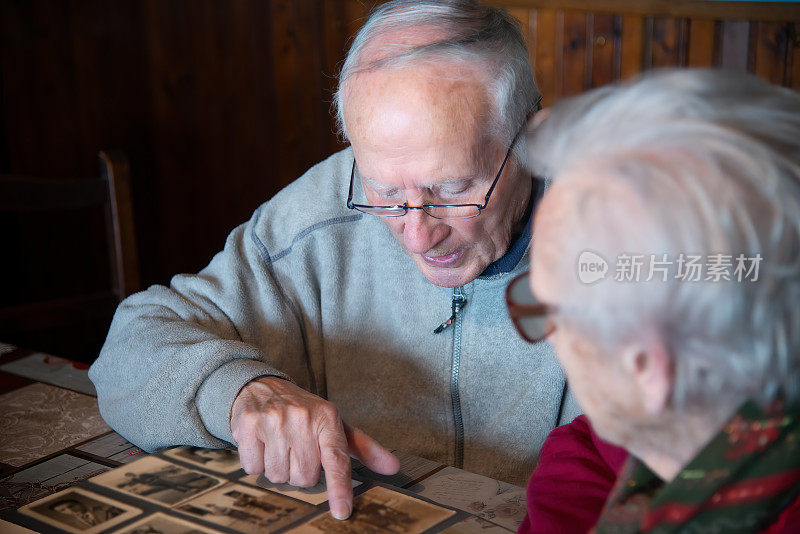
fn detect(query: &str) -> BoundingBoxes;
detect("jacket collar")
[479,179,544,278]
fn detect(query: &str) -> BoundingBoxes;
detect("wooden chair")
[0,151,140,360]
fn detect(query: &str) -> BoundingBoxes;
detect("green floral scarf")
[594,398,800,533]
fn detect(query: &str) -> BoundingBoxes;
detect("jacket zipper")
[434,286,467,468]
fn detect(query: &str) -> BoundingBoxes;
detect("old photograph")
[91,456,223,506]
[240,473,362,505]
[163,446,241,474]
[174,483,315,534]
[117,512,220,534]
[19,487,141,534]
[409,467,526,531]
[286,485,455,534]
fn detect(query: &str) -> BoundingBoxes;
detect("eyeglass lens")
[509,273,551,342]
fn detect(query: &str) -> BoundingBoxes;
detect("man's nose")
[402,209,446,255]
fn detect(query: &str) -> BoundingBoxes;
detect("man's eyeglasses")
[506,271,557,344]
[346,138,517,221]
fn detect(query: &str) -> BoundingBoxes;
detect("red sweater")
[520,416,800,533]
[519,415,627,533]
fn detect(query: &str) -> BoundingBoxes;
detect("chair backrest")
[0,150,140,359]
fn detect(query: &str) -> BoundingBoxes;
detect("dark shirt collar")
[479,179,544,278]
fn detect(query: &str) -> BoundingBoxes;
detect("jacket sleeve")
[518,415,628,534]
[89,207,311,452]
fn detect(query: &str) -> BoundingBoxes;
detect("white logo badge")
[577,250,609,284]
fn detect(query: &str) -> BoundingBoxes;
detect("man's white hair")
[333,0,540,164]
[528,69,800,412]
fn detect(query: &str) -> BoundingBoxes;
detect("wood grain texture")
[562,11,589,96]
[752,22,791,85]
[620,15,645,80]
[486,0,800,22]
[590,13,619,87]
[792,23,800,90]
[688,19,716,67]
[649,17,688,68]
[534,8,559,105]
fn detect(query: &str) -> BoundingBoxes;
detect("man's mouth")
[422,248,465,267]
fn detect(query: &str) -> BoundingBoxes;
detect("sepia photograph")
[240,473,362,505]
[286,485,456,534]
[163,446,242,474]
[91,456,224,506]
[174,483,315,534]
[116,512,220,534]
[19,487,141,534]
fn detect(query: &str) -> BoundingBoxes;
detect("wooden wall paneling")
[308,2,332,163]
[792,23,800,90]
[66,1,149,174]
[649,17,689,68]
[590,13,619,88]
[224,0,278,212]
[534,9,559,105]
[752,22,790,85]
[561,11,588,96]
[620,15,644,80]
[1,2,115,307]
[64,0,153,260]
[270,0,311,192]
[719,21,751,71]
[141,0,201,276]
[192,1,231,259]
[1,1,81,175]
[508,2,535,100]
[487,1,800,23]
[687,19,716,67]
[321,0,351,155]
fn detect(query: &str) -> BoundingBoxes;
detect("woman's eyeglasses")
[505,271,557,344]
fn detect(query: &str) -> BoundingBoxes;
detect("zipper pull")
[434,290,467,334]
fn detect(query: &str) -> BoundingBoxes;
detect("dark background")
[1,0,799,361]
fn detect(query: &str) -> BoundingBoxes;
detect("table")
[0,343,527,533]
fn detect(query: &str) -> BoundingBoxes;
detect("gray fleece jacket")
[89,148,579,486]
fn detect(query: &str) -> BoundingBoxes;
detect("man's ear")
[621,338,673,416]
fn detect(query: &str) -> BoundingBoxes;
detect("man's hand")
[230,377,400,520]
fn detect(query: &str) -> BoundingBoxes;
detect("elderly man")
[90,0,576,521]
[509,69,800,532]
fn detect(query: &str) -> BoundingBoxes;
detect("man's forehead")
[360,172,479,190]
[344,63,489,138]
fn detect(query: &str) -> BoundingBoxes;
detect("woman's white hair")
[333,0,540,163]
[528,68,800,412]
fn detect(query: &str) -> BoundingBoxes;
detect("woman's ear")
[621,338,673,416]
[528,107,551,128]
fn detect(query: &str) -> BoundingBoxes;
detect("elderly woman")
[509,69,800,533]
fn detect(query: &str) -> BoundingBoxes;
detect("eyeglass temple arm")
[481,147,513,208]
[347,160,357,209]
[480,117,531,209]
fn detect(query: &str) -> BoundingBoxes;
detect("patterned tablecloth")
[0,343,526,533]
